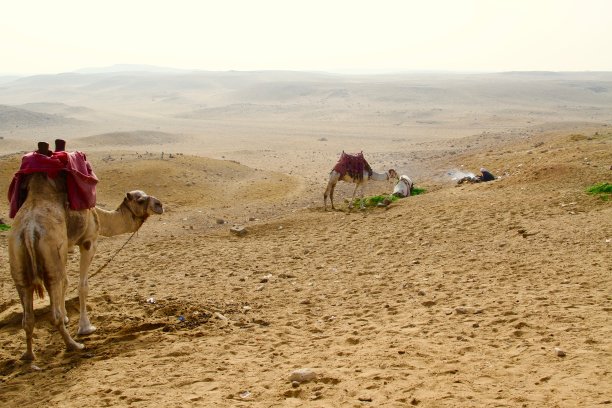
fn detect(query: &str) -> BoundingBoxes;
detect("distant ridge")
[74,64,193,74]
[0,104,80,129]
[19,102,93,116]
[0,75,21,84]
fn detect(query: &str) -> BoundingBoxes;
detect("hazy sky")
[2,0,611,75]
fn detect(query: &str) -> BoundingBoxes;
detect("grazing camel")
[324,151,398,210]
[8,172,163,360]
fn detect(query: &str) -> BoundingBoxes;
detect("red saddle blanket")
[332,151,373,180]
[8,151,98,218]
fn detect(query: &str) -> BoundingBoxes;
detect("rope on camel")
[70,230,138,293]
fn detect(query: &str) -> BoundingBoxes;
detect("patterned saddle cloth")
[332,151,373,180]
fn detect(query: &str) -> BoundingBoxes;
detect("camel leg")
[16,285,36,361]
[59,244,70,324]
[77,241,97,335]
[323,187,329,211]
[359,184,366,210]
[10,243,36,360]
[349,183,360,210]
[60,273,69,324]
[324,180,336,211]
[46,277,84,352]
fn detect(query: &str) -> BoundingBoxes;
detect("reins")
[89,199,148,281]
[90,230,138,280]
[70,201,147,293]
[70,230,138,293]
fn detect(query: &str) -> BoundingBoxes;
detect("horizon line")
[2,64,612,78]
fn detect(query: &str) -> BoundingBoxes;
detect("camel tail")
[23,228,45,299]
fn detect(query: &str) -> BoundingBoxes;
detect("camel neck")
[95,204,144,237]
[370,171,388,181]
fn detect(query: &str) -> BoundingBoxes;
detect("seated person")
[381,175,413,206]
[392,175,414,197]
[477,168,495,182]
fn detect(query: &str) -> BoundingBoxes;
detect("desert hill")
[1,71,611,126]
[0,104,82,130]
[76,130,184,148]
[18,102,94,117]
[1,71,611,171]
[0,127,610,407]
[0,151,301,226]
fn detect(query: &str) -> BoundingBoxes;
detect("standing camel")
[324,151,397,210]
[8,172,163,360]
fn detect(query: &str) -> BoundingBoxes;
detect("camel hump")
[9,150,98,218]
[333,151,371,180]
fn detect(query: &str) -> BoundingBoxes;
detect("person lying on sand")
[478,167,495,182]
[457,167,496,184]
[380,175,413,206]
[392,175,414,198]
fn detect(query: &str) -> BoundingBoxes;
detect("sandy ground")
[0,71,611,407]
[0,126,610,407]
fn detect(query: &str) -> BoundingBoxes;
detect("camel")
[8,172,163,360]
[324,151,398,211]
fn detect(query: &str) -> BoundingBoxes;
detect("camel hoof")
[20,351,35,361]
[67,342,85,351]
[77,325,97,336]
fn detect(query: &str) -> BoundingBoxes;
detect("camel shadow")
[0,295,85,330]
[0,295,166,371]
[1,295,237,374]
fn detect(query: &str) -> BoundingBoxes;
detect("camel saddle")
[8,150,98,218]
[332,151,373,181]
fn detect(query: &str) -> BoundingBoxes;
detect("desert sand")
[0,70,611,407]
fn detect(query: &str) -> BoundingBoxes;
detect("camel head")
[388,169,399,181]
[123,190,164,220]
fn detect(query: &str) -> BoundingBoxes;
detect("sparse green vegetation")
[351,187,427,208]
[348,195,397,207]
[0,223,10,231]
[364,195,398,207]
[587,182,611,201]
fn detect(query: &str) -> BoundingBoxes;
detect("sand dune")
[77,131,184,147]
[0,70,610,407]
